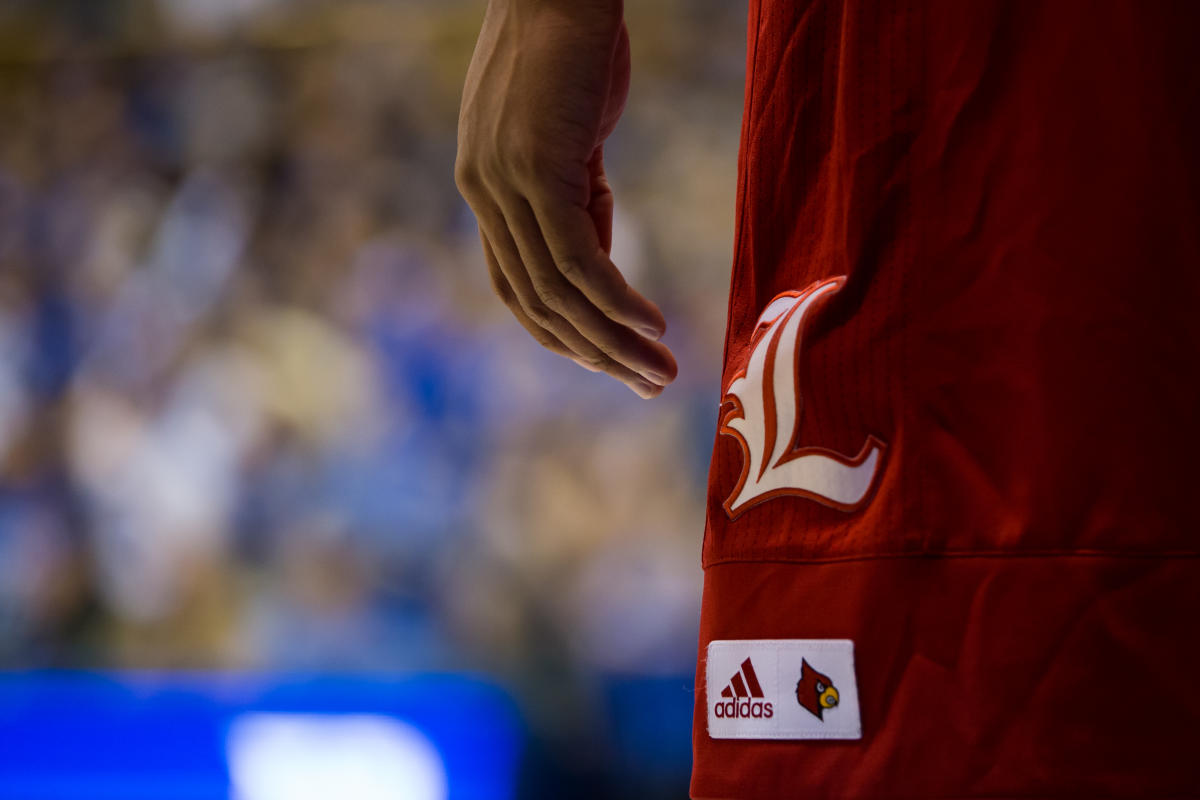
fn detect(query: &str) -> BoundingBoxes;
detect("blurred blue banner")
[0,672,523,800]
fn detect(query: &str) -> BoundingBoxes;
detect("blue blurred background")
[0,0,746,796]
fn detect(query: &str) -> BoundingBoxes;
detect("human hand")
[455,0,677,398]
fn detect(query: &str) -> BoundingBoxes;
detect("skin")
[455,0,678,398]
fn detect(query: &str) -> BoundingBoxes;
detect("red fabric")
[692,0,1200,796]
[692,558,1200,798]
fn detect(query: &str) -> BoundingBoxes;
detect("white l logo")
[721,277,885,517]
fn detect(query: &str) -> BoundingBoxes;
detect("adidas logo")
[713,657,774,719]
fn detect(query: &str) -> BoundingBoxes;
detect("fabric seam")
[703,549,1200,568]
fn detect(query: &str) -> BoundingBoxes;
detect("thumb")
[587,147,614,255]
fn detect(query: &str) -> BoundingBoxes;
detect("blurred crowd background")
[0,0,745,794]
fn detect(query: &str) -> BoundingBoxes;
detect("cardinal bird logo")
[720,277,885,517]
[796,659,840,721]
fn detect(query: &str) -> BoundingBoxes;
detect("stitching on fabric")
[704,549,1200,567]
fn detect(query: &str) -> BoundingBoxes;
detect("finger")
[476,202,605,364]
[498,192,678,387]
[480,233,580,362]
[486,251,664,398]
[525,185,667,340]
[478,210,666,396]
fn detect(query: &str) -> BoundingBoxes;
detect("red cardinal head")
[796,659,840,720]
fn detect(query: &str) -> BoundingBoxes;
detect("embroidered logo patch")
[720,277,886,517]
[706,639,861,740]
[794,658,839,720]
[715,658,774,719]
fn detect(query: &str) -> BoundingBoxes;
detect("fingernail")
[641,369,670,386]
[636,324,664,341]
[629,379,657,399]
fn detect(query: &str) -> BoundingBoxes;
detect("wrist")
[490,0,623,20]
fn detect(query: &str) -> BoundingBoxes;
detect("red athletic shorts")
[691,2,1200,797]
